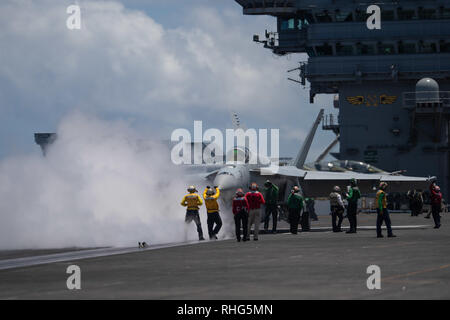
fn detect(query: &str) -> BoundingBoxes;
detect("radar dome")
[415,77,440,103]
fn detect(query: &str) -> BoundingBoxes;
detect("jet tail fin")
[293,109,324,169]
[315,134,340,163]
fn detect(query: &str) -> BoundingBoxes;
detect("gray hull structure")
[235,0,450,201]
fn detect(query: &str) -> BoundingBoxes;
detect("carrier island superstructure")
[235,0,450,201]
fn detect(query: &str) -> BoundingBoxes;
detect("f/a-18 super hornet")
[201,110,434,204]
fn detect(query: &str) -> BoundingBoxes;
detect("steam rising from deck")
[0,113,212,249]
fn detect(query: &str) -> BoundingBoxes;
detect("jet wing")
[255,166,307,178]
[253,166,433,197]
[254,166,375,180]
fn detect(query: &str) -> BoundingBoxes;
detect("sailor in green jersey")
[287,186,304,234]
[345,178,361,234]
[375,182,396,238]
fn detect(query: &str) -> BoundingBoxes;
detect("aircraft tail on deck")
[293,109,324,169]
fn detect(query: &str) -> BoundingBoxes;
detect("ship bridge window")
[381,10,395,20]
[335,9,353,22]
[440,8,450,19]
[354,9,369,22]
[315,43,333,56]
[419,41,437,53]
[398,42,416,54]
[440,41,450,53]
[397,8,416,20]
[306,46,316,57]
[378,43,396,55]
[315,11,333,22]
[297,18,309,30]
[418,8,436,19]
[280,18,295,30]
[336,43,354,56]
[356,43,376,55]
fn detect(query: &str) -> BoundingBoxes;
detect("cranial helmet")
[250,183,258,191]
[187,185,197,193]
[206,188,215,196]
[236,188,244,197]
[333,185,341,192]
[380,182,388,190]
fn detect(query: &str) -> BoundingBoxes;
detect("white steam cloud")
[0,113,233,249]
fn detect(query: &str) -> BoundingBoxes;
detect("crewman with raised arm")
[430,182,443,229]
[203,186,222,239]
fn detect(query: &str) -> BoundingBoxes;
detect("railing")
[305,54,450,78]
[322,114,340,131]
[402,91,450,109]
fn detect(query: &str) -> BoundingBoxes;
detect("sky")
[0,0,337,161]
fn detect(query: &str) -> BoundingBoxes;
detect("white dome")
[415,78,440,103]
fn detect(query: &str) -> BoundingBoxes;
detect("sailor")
[263,180,279,233]
[307,197,318,221]
[180,186,205,241]
[245,183,265,241]
[345,178,361,234]
[232,188,250,242]
[301,198,312,231]
[203,186,222,240]
[329,186,345,232]
[430,182,443,229]
[410,189,424,217]
[287,186,304,234]
[375,182,396,238]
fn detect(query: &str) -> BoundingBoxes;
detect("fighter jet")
[304,160,408,175]
[203,109,434,203]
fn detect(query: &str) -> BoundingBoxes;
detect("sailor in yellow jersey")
[203,186,222,240]
[375,182,396,238]
[181,186,205,241]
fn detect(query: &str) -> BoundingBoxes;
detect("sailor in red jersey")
[245,183,265,241]
[232,188,250,242]
[430,182,443,229]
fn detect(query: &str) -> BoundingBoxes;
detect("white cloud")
[0,0,336,157]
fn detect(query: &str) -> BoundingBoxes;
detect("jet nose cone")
[213,174,238,192]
